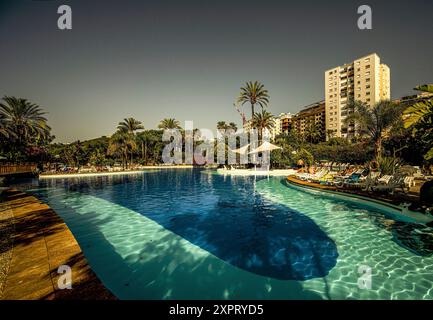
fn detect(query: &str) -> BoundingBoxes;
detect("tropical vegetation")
[1,83,432,173]
[237,81,270,118]
[403,84,433,160]
[343,99,405,160]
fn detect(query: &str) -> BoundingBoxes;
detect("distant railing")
[0,164,37,175]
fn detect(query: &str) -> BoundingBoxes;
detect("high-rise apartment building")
[325,53,391,138]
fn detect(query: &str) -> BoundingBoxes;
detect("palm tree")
[326,129,336,141]
[217,121,228,131]
[344,99,404,159]
[304,123,323,144]
[237,81,270,119]
[158,118,181,130]
[252,110,275,142]
[0,113,12,139]
[117,117,143,164]
[228,122,238,132]
[136,130,161,164]
[217,121,237,132]
[117,117,144,134]
[0,96,51,146]
[403,84,433,160]
[108,131,137,169]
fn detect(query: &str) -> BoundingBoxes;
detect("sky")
[0,0,432,143]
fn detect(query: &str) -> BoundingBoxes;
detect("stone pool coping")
[0,189,116,300]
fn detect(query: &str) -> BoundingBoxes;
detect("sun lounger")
[372,175,406,195]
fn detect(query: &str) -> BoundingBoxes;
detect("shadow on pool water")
[35,170,339,281]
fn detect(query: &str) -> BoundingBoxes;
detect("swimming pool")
[23,169,433,299]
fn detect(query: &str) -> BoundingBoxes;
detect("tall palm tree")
[158,118,181,130]
[237,81,270,119]
[217,121,228,131]
[117,117,144,134]
[117,117,143,164]
[344,99,404,159]
[252,110,275,142]
[228,122,238,132]
[403,84,433,160]
[0,96,51,146]
[217,121,238,132]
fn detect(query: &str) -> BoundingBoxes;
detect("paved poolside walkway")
[0,189,115,300]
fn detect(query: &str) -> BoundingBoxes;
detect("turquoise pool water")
[22,169,433,299]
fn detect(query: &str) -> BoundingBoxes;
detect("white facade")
[325,53,391,138]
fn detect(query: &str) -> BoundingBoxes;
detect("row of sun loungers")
[295,165,417,195]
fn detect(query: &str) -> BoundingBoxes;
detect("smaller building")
[292,101,326,142]
[279,113,293,134]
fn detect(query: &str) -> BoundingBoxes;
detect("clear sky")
[1,0,432,142]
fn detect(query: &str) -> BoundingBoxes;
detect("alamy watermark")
[54,4,372,31]
[57,265,72,290]
[357,5,372,30]
[357,265,372,290]
[57,5,72,30]
[161,121,273,169]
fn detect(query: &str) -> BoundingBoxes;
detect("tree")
[252,110,275,142]
[217,121,228,131]
[403,84,433,161]
[0,112,12,139]
[295,148,314,169]
[158,118,181,130]
[61,141,86,169]
[136,130,163,164]
[304,123,323,144]
[344,99,404,159]
[217,121,238,132]
[108,131,137,169]
[228,122,238,132]
[117,117,144,134]
[117,117,143,164]
[0,96,51,147]
[89,149,107,167]
[237,81,270,119]
[326,129,336,141]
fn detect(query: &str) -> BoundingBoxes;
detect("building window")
[366,84,370,89]
[366,78,370,82]
[365,58,370,62]
[366,92,370,96]
[366,64,370,69]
